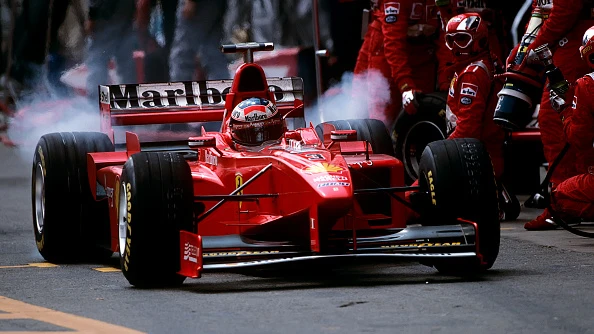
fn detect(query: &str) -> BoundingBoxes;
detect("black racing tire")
[314,118,394,155]
[119,152,194,288]
[393,92,448,185]
[418,138,500,274]
[32,132,115,263]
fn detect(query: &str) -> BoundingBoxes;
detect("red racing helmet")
[445,13,489,57]
[229,97,284,146]
[580,26,594,69]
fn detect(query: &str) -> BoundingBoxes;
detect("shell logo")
[304,163,344,174]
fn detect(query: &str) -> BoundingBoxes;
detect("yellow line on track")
[92,267,121,273]
[0,263,58,269]
[0,296,144,333]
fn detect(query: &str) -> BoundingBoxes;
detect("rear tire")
[119,152,194,288]
[418,138,500,274]
[32,132,114,263]
[393,92,448,184]
[315,119,394,155]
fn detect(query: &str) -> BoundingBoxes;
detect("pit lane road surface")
[1,143,594,334]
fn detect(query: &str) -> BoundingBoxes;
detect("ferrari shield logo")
[303,163,344,174]
[235,173,243,209]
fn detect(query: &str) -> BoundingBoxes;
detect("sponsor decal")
[305,153,325,161]
[100,86,110,104]
[536,0,553,10]
[204,151,218,166]
[352,160,374,168]
[572,95,577,109]
[427,170,436,205]
[385,15,397,23]
[244,112,268,122]
[410,2,423,20]
[303,163,344,174]
[460,82,478,97]
[107,79,296,110]
[288,139,302,150]
[313,175,348,182]
[183,242,199,263]
[460,97,473,105]
[123,182,132,271]
[381,242,462,249]
[235,173,243,209]
[384,2,399,23]
[384,2,400,15]
[203,250,280,257]
[317,182,350,188]
[458,0,486,9]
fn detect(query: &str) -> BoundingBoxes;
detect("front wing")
[178,221,480,277]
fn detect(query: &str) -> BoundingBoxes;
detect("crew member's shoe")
[524,208,558,230]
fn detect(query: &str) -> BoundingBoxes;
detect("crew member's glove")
[549,90,568,113]
[402,89,422,115]
[505,44,540,71]
[549,82,574,113]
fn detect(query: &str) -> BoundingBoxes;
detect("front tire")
[418,138,500,274]
[32,132,114,263]
[119,152,194,288]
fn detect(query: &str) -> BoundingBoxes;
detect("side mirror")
[330,130,357,141]
[188,136,217,149]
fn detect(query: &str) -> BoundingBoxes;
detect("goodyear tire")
[418,138,500,274]
[119,152,194,288]
[32,132,115,263]
[393,92,448,185]
[314,119,394,155]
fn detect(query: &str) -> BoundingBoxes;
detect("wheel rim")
[118,181,128,255]
[402,121,445,182]
[34,162,45,234]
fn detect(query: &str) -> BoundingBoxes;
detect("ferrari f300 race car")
[31,43,500,287]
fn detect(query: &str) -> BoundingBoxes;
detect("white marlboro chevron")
[101,78,303,111]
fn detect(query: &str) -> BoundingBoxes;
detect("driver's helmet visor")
[445,32,473,50]
[231,118,284,146]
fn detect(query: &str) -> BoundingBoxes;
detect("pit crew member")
[513,0,594,230]
[354,0,446,127]
[444,13,505,179]
[537,27,594,228]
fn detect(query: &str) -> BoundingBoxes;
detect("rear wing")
[99,78,304,136]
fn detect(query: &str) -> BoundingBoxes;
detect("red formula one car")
[31,43,500,287]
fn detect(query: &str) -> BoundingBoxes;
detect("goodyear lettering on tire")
[427,170,436,205]
[123,182,132,271]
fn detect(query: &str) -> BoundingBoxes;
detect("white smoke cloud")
[305,69,392,126]
[7,90,100,162]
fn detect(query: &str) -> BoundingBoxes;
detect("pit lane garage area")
[1,143,594,333]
